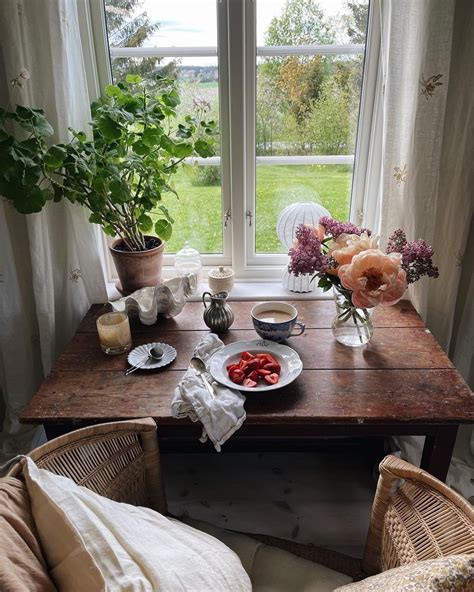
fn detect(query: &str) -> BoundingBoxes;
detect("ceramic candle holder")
[96,312,132,355]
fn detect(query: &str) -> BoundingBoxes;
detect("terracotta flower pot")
[110,236,165,295]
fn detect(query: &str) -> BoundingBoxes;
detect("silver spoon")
[190,357,215,399]
[125,346,164,376]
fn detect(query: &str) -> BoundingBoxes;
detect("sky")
[133,0,351,65]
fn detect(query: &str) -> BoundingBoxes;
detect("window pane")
[105,0,217,48]
[255,0,369,254]
[255,164,353,253]
[104,1,222,254]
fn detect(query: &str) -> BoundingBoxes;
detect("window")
[98,0,375,280]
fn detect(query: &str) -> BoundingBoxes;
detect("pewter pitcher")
[202,291,234,333]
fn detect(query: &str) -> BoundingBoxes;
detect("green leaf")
[162,88,180,108]
[97,116,121,141]
[154,218,172,242]
[109,179,129,203]
[132,141,150,156]
[89,212,102,225]
[158,205,174,224]
[105,84,123,98]
[125,74,142,84]
[142,127,161,148]
[172,142,194,158]
[194,139,214,158]
[14,185,48,214]
[43,145,67,168]
[138,214,153,233]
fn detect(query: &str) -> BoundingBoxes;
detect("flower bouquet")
[288,217,439,346]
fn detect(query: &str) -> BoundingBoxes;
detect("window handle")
[246,210,253,227]
[224,209,232,228]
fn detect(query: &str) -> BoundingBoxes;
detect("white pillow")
[22,457,251,592]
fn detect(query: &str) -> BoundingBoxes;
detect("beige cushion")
[185,517,353,591]
[22,458,251,591]
[0,476,56,592]
[335,554,474,591]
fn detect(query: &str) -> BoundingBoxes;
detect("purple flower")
[386,229,439,284]
[319,216,371,239]
[288,224,329,276]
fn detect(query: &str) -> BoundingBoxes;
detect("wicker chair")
[361,454,474,575]
[7,418,474,580]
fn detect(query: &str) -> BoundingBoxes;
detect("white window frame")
[85,0,380,283]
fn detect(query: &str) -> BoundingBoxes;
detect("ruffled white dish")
[111,274,196,325]
[208,340,303,393]
[127,342,177,371]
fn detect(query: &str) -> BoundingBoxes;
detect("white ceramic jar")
[208,266,235,294]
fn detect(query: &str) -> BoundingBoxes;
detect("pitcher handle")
[202,292,212,309]
[289,321,305,337]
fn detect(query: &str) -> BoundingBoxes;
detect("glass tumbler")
[96,312,132,355]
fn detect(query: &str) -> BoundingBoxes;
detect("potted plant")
[0,72,216,293]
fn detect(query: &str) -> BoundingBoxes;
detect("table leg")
[420,425,459,482]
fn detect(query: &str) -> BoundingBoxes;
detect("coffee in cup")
[251,302,305,343]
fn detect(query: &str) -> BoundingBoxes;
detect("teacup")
[251,302,305,343]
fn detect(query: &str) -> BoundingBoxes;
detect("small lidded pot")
[208,266,234,294]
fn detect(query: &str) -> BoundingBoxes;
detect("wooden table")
[21,300,473,481]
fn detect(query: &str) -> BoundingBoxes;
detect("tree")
[256,72,285,155]
[276,55,327,121]
[105,0,177,87]
[305,79,351,155]
[344,1,369,44]
[265,0,335,46]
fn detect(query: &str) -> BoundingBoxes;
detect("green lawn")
[153,165,352,254]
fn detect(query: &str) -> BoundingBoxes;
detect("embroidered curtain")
[377,0,474,499]
[0,0,107,463]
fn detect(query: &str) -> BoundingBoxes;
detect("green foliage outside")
[158,165,352,254]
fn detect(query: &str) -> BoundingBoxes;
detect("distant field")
[152,164,352,254]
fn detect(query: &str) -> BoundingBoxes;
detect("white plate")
[208,340,303,393]
[127,342,177,370]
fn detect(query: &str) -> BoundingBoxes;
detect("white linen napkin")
[171,334,246,452]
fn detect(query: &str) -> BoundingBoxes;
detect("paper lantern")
[277,201,331,293]
[277,201,330,249]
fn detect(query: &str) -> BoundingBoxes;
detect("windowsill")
[107,279,331,302]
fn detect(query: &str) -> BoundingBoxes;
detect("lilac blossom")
[288,224,329,276]
[319,216,371,239]
[386,229,439,284]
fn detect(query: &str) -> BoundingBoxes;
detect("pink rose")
[313,224,325,241]
[327,232,379,275]
[19,68,30,80]
[338,249,407,308]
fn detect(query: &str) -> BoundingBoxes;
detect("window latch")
[246,210,253,227]
[223,209,231,228]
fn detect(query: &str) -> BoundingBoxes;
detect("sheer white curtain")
[376,0,473,499]
[0,0,107,462]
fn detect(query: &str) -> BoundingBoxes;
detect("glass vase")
[332,287,373,347]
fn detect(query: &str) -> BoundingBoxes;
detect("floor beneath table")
[162,447,378,557]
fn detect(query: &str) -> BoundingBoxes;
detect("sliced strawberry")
[257,368,271,376]
[264,372,279,385]
[226,363,240,373]
[229,368,245,384]
[246,358,261,371]
[241,351,254,361]
[243,377,257,388]
[247,370,259,382]
[239,359,249,372]
[263,362,281,374]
